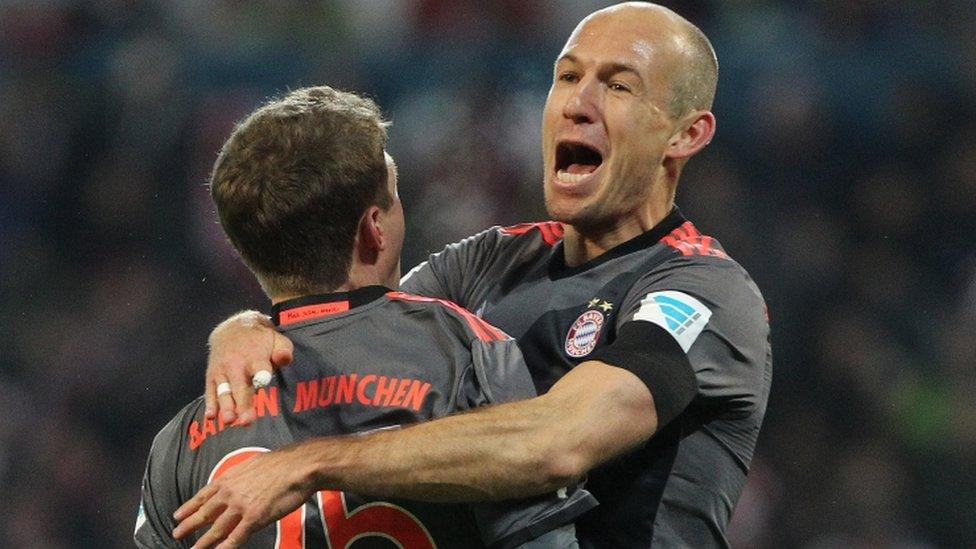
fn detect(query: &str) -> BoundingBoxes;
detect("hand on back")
[206,311,294,425]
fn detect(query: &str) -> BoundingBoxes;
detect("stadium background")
[2,0,974,546]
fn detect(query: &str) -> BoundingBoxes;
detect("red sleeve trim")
[498,221,564,247]
[660,221,728,259]
[385,291,508,342]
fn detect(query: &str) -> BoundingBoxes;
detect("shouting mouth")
[555,141,604,187]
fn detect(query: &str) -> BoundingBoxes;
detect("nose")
[562,77,600,125]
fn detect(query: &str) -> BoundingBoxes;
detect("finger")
[174,483,215,522]
[270,332,294,366]
[174,494,224,539]
[206,351,234,422]
[215,517,257,549]
[214,374,237,424]
[228,367,255,426]
[191,511,241,549]
[204,375,218,419]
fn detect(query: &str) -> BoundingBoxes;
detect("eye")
[558,71,580,83]
[609,81,631,93]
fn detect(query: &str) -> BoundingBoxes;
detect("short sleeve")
[468,338,538,405]
[617,256,770,417]
[400,227,505,308]
[134,420,188,548]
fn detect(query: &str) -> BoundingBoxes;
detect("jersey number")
[209,448,435,549]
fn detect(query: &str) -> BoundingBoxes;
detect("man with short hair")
[175,3,772,547]
[135,85,594,548]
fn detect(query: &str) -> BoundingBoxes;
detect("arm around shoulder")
[169,358,658,542]
[296,357,657,502]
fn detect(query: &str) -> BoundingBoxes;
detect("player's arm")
[302,323,691,501]
[203,228,501,425]
[172,335,693,547]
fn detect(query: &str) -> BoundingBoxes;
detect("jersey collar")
[271,285,391,326]
[548,207,686,279]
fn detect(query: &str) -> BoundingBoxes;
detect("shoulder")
[621,221,769,346]
[401,222,562,303]
[643,220,764,307]
[659,219,730,261]
[495,221,565,247]
[440,221,564,258]
[384,291,511,344]
[382,292,530,406]
[647,253,763,306]
[143,398,208,473]
[150,397,205,451]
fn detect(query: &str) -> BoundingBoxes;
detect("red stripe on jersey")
[385,291,507,342]
[660,221,728,259]
[498,221,565,247]
[698,235,714,256]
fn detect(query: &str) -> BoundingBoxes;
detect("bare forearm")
[292,361,657,502]
[290,396,563,501]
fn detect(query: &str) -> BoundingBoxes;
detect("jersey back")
[136,287,596,549]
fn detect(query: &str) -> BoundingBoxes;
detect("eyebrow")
[556,54,643,80]
[555,52,577,65]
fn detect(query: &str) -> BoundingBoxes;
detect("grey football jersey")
[401,209,772,548]
[135,286,596,549]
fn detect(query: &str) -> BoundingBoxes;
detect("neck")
[562,196,673,268]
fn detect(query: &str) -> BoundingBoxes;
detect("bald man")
[175,3,771,547]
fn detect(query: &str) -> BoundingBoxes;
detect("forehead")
[559,13,679,77]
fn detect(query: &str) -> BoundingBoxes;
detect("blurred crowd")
[1,1,974,547]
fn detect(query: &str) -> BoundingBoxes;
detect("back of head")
[210,86,391,297]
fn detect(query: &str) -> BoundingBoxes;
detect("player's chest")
[477,269,638,392]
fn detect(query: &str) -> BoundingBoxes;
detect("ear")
[665,111,716,160]
[357,205,385,254]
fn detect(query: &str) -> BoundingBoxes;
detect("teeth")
[557,170,589,184]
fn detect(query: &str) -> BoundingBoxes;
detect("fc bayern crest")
[565,310,604,357]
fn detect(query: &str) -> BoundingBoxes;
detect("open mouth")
[555,142,603,183]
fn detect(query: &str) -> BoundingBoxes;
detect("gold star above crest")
[599,301,614,312]
[587,298,601,308]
